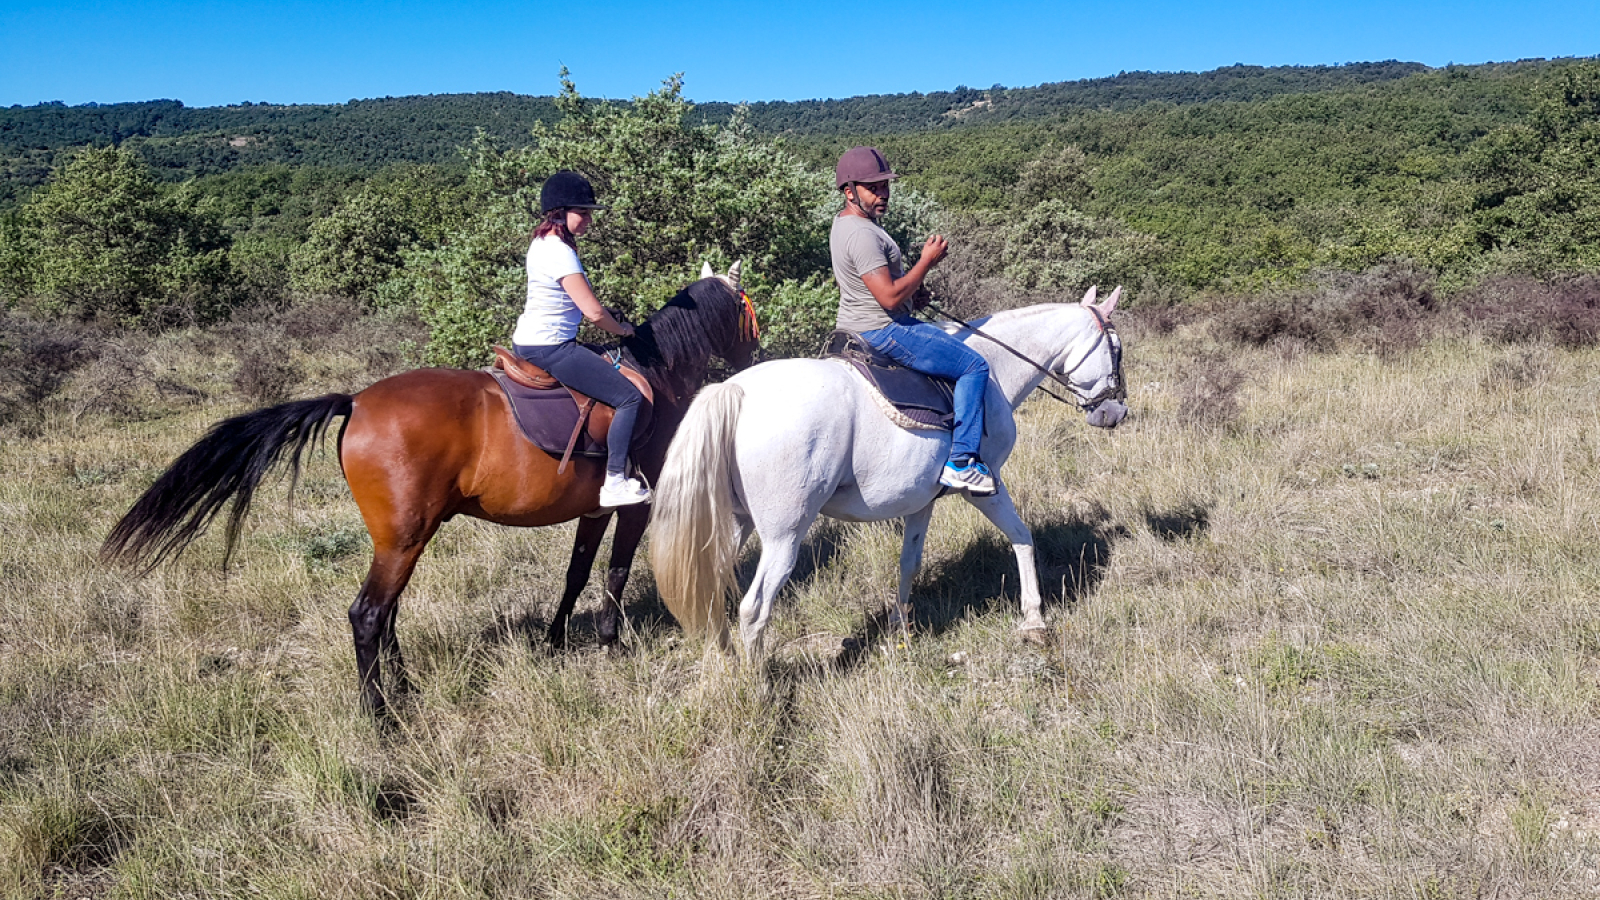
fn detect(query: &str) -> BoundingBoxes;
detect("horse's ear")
[727,260,741,289]
[700,261,715,280]
[1099,286,1122,315]
[1080,285,1121,315]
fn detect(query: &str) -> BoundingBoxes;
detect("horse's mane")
[935,302,1068,336]
[620,278,744,401]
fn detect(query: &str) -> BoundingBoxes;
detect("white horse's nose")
[1085,399,1128,428]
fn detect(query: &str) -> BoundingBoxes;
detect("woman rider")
[831,146,996,496]
[514,171,651,508]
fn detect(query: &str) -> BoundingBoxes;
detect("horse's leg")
[891,503,937,633]
[735,513,755,554]
[737,511,818,660]
[596,505,650,649]
[350,538,431,717]
[548,512,613,650]
[963,482,1047,633]
[378,599,412,696]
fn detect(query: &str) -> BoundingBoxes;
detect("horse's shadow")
[1143,499,1209,542]
[912,512,1121,632]
[482,512,856,654]
[480,497,1209,672]
[769,502,1139,679]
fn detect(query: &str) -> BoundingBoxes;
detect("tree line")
[0,58,1596,366]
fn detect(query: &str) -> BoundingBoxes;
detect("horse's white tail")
[649,382,745,650]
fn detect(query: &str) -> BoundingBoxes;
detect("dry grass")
[2,308,1600,898]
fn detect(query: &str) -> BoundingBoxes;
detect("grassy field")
[2,302,1599,898]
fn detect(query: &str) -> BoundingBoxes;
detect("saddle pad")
[489,370,608,458]
[822,331,955,430]
[844,360,954,429]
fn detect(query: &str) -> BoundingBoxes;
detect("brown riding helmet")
[835,146,900,189]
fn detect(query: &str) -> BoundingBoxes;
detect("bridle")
[923,300,1125,410]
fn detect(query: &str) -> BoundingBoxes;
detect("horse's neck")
[628,342,707,408]
[966,306,1094,409]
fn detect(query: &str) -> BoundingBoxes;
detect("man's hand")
[921,234,949,267]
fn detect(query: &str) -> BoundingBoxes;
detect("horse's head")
[1065,286,1128,429]
[698,260,761,370]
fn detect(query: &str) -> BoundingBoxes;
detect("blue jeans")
[514,341,642,477]
[859,317,989,463]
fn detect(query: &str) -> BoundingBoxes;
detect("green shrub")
[4,147,235,326]
[393,72,844,367]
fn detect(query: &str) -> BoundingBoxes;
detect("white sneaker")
[598,473,651,507]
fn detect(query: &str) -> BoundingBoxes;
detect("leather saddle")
[489,346,655,472]
[821,331,954,430]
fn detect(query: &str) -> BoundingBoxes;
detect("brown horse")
[102,267,759,716]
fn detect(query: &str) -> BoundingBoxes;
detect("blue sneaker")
[939,457,997,496]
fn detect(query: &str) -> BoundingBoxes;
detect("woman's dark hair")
[532,208,577,249]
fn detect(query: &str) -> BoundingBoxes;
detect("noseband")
[924,301,1125,410]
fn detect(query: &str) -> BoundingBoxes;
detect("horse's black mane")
[617,278,744,400]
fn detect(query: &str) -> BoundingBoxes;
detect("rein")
[921,300,1121,409]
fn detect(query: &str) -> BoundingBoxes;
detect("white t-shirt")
[513,235,586,346]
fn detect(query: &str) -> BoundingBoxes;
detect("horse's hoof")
[366,698,404,737]
[1018,626,1053,647]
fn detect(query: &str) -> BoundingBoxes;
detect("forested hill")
[3,54,1597,349]
[691,61,1431,134]
[4,60,1438,190]
[0,92,563,194]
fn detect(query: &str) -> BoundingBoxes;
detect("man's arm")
[861,234,948,313]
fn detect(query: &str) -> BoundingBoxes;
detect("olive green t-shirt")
[832,214,905,332]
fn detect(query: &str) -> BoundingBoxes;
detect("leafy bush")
[2,147,235,326]
[753,275,836,358]
[396,72,842,367]
[288,166,466,306]
[1001,199,1159,292]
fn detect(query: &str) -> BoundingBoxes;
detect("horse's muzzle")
[1084,399,1128,429]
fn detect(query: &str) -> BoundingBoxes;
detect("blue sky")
[2,0,1596,108]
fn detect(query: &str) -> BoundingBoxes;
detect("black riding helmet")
[540,171,608,214]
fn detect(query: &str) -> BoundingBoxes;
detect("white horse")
[648,286,1127,657]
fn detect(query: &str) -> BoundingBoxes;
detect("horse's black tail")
[102,394,354,571]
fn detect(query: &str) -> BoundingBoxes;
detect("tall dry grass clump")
[2,286,1599,898]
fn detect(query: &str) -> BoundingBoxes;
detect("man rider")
[830,146,996,496]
